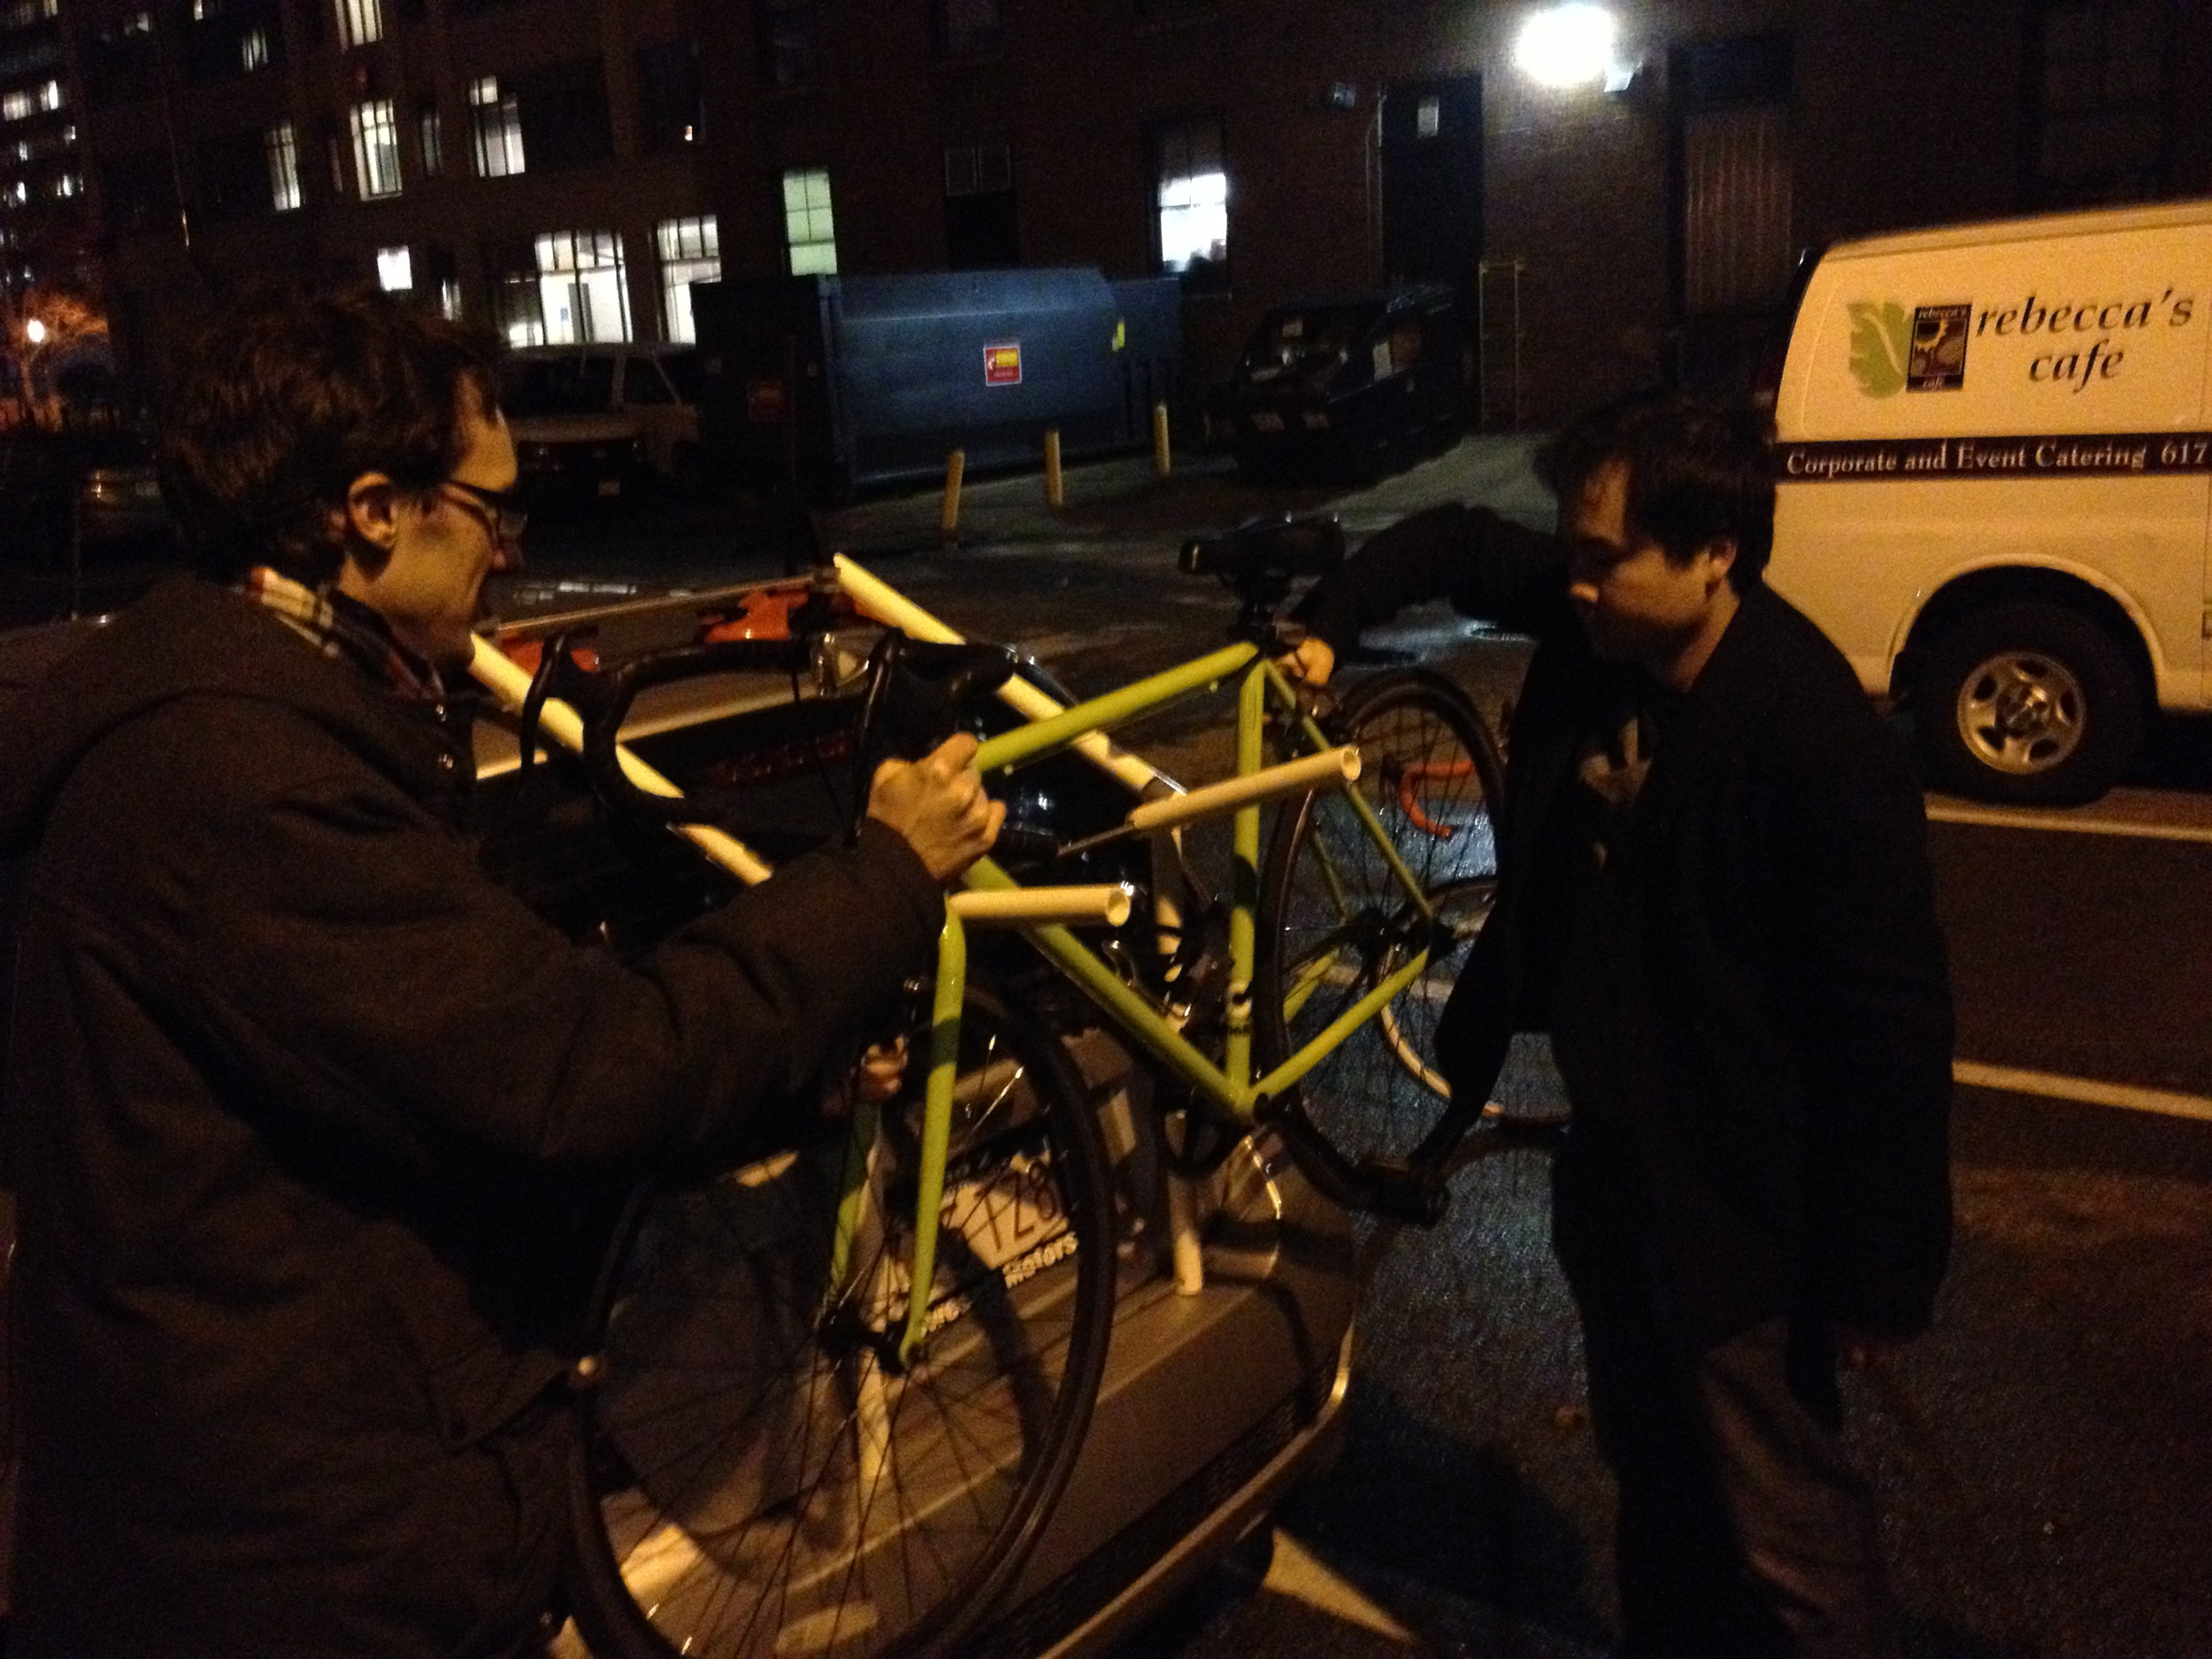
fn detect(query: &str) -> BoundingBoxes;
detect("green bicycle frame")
[872,648,1439,1363]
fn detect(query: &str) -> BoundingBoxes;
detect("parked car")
[1225,286,1465,486]
[502,345,706,496]
[498,354,649,508]
[0,580,1357,1655]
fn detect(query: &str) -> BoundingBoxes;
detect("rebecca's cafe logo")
[1848,301,1970,398]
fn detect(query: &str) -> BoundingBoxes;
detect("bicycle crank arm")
[1256,1094,1451,1226]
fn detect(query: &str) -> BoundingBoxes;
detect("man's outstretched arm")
[1286,503,1568,683]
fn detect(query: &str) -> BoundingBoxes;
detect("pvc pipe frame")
[467,635,1132,929]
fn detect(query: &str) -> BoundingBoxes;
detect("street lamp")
[24,317,45,345]
[1513,4,1618,89]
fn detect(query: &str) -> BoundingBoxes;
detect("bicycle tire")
[1255,670,1507,1164]
[564,979,1116,1659]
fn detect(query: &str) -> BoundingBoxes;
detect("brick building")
[55,0,2212,422]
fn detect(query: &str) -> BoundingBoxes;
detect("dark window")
[196,127,268,220]
[1152,116,1226,288]
[102,151,175,235]
[2029,0,2169,208]
[180,0,282,83]
[512,59,612,172]
[83,17,162,104]
[638,38,703,152]
[1135,0,1211,20]
[931,0,1000,56]
[944,141,1017,268]
[757,0,819,89]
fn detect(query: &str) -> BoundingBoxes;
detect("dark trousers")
[1565,1269,1898,1659]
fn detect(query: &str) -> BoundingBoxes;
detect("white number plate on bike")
[940,1146,1069,1276]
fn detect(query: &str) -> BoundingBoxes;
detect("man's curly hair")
[1535,390,1778,591]
[157,288,503,583]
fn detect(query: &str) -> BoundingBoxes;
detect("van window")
[578,355,618,405]
[659,349,705,403]
[499,355,615,415]
[624,356,674,405]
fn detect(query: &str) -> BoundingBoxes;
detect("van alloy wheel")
[1955,648,2086,775]
[1915,600,2143,806]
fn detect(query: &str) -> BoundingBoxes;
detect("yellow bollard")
[1151,401,1172,478]
[941,448,965,541]
[1043,428,1064,507]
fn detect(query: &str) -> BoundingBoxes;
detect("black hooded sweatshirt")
[0,579,941,1656]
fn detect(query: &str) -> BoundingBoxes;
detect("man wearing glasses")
[0,288,999,1655]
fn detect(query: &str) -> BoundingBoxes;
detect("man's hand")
[867,732,1005,885]
[1277,636,1337,686]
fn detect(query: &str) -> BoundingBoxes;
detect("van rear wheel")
[1915,601,2143,806]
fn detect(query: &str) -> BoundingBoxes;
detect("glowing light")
[1514,4,1617,89]
[24,318,45,343]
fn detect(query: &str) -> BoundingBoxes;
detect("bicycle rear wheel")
[565,981,1115,1659]
[1256,671,1504,1164]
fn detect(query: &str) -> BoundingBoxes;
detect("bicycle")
[466,515,1507,1659]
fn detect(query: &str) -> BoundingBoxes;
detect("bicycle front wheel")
[1256,670,1504,1164]
[565,981,1116,1659]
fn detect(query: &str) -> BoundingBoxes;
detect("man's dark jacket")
[0,580,944,1656]
[1300,504,1955,1345]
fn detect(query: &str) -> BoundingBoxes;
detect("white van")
[503,345,707,493]
[1766,198,2211,804]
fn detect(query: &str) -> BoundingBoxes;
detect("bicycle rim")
[1256,672,1502,1165]
[565,983,1115,1659]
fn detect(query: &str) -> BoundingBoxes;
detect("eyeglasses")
[440,478,528,546]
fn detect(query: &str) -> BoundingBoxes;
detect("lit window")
[2,91,29,123]
[37,78,60,113]
[780,167,837,276]
[534,227,628,344]
[334,0,382,50]
[1154,119,1226,278]
[240,27,268,72]
[349,98,401,198]
[438,278,461,320]
[468,77,524,178]
[377,245,412,291]
[123,11,152,35]
[265,121,301,211]
[654,214,719,342]
[54,172,77,196]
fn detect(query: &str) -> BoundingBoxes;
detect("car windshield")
[500,357,616,416]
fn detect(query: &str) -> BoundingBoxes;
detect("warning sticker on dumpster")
[984,342,1023,386]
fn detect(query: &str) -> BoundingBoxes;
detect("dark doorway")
[945,141,1019,269]
[1379,74,1483,287]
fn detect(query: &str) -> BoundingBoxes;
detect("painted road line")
[1926,789,2212,845]
[1262,1528,1417,1644]
[1954,1060,2212,1124]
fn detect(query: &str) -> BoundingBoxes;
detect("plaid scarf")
[240,566,447,706]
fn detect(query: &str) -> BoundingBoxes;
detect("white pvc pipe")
[1124,746,1359,835]
[833,554,1171,801]
[469,636,774,887]
[950,884,1134,928]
